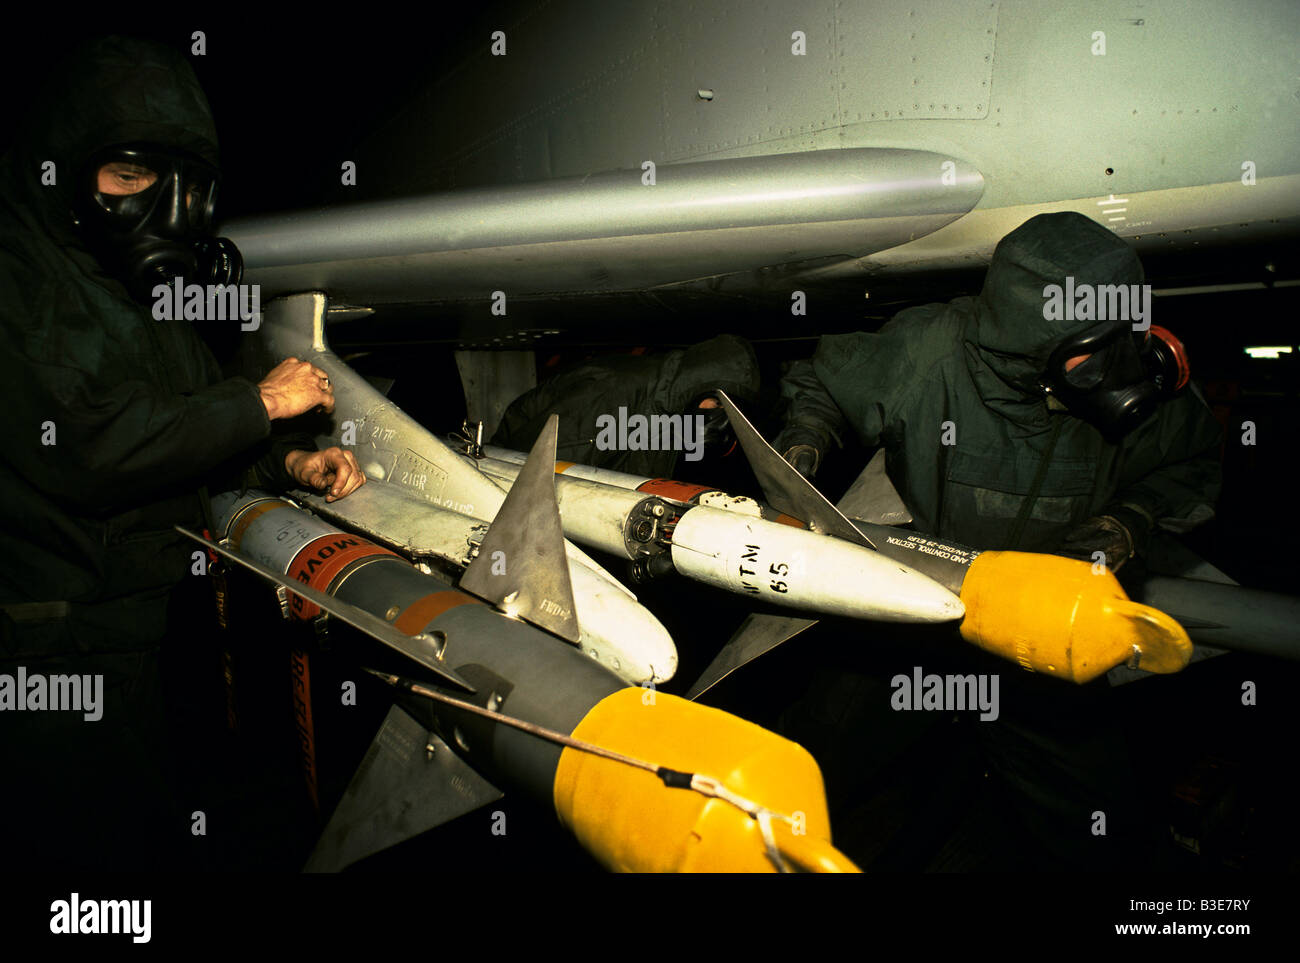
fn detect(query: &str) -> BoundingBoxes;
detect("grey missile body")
[211,490,625,803]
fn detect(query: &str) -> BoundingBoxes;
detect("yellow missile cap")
[553,688,859,873]
[958,551,1192,683]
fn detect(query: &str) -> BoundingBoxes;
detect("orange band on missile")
[772,513,807,528]
[554,460,575,474]
[392,590,482,635]
[287,534,398,619]
[228,499,287,547]
[636,479,717,503]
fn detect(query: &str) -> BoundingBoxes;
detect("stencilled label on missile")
[738,544,762,594]
[376,714,421,763]
[240,516,333,570]
[273,521,327,548]
[289,536,364,617]
[883,534,979,567]
[540,598,572,619]
[395,448,449,501]
[736,543,798,596]
[290,649,319,811]
[399,470,428,490]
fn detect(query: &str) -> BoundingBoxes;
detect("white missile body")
[296,483,677,685]
[482,447,656,493]
[474,458,668,560]
[471,455,964,624]
[670,504,964,623]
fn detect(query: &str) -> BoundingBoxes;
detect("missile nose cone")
[649,649,679,686]
[894,568,966,622]
[844,550,966,623]
[569,561,679,685]
[628,617,678,685]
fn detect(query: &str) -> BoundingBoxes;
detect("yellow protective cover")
[958,551,1192,682]
[553,688,859,873]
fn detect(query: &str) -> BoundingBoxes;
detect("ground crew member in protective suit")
[772,212,1221,869]
[493,334,761,479]
[0,36,365,869]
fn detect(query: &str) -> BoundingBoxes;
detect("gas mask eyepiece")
[77,144,242,302]
[1043,321,1189,440]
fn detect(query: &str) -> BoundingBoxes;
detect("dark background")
[2,18,493,217]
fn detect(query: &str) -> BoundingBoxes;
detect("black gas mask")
[75,143,242,302]
[689,393,739,461]
[1043,321,1190,439]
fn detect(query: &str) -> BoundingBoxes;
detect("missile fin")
[460,415,582,643]
[837,449,913,525]
[304,705,502,872]
[686,613,819,701]
[175,526,477,693]
[715,390,875,549]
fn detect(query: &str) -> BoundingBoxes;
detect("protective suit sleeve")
[190,337,314,493]
[1110,386,1223,534]
[772,358,848,456]
[493,377,556,445]
[777,311,939,456]
[242,430,319,492]
[3,315,272,516]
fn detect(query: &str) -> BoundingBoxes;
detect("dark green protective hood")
[492,334,761,477]
[968,212,1144,396]
[657,334,761,413]
[1,36,218,254]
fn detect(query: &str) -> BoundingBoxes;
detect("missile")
[211,488,674,686]
[484,393,1196,689]
[185,514,857,871]
[185,444,859,872]
[677,392,1196,691]
[226,293,857,869]
[682,504,1196,691]
[855,521,1300,668]
[470,456,965,624]
[859,522,1192,683]
[478,449,810,527]
[1130,577,1300,663]
[484,444,685,494]
[481,445,774,515]
[294,482,678,685]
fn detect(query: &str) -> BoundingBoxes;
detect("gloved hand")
[1056,505,1152,572]
[776,426,825,480]
[782,444,821,480]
